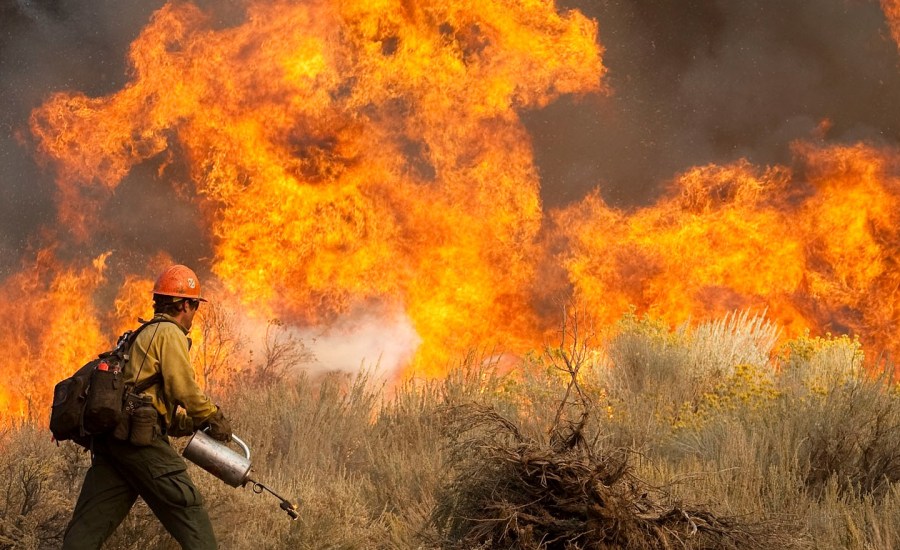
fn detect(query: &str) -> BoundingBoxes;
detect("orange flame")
[29,0,604,377]
[551,142,900,356]
[0,249,109,424]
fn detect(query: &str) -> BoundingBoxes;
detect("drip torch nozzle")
[280,500,300,520]
[250,480,300,521]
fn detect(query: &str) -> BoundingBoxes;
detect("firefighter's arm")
[155,325,218,422]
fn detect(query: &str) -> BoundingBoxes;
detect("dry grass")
[1,310,899,548]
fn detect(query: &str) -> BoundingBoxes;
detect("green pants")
[62,434,216,550]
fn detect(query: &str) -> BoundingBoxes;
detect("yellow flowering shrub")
[672,363,779,429]
[778,331,864,394]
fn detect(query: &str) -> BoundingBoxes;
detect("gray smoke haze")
[1,0,899,275]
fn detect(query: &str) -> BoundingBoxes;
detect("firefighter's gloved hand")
[203,408,232,442]
[168,412,194,438]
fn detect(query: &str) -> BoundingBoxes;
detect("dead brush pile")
[430,315,804,549]
[431,403,796,550]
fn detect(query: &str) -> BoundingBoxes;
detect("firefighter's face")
[181,299,200,330]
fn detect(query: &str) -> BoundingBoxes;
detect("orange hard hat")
[153,265,208,301]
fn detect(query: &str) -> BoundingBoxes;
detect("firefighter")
[62,265,232,550]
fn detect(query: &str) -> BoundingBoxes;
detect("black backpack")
[49,319,170,446]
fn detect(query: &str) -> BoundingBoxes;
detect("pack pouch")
[115,392,159,444]
[128,398,159,447]
[82,358,126,434]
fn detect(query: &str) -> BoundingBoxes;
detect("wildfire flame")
[2,1,899,424]
[0,249,108,421]
[551,142,900,356]
[31,0,601,377]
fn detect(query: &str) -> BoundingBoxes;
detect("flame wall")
[28,0,602,377]
[1,0,900,422]
[550,143,900,355]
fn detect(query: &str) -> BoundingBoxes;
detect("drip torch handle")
[231,434,250,460]
[200,427,251,460]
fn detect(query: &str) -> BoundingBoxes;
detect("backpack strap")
[123,318,178,394]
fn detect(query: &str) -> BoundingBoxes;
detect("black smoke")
[525,0,900,208]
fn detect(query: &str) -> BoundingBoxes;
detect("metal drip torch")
[182,430,300,520]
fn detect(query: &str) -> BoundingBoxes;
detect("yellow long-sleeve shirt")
[124,314,217,430]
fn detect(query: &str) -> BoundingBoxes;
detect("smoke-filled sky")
[1,0,898,274]
[531,0,900,206]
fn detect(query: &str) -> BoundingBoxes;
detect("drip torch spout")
[250,480,300,520]
[182,433,300,519]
